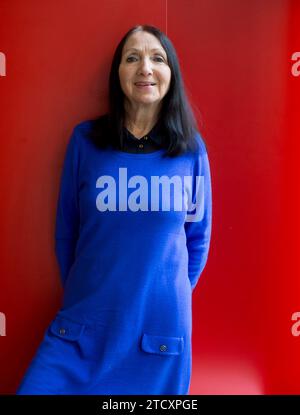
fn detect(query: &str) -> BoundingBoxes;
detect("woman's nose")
[138,57,153,75]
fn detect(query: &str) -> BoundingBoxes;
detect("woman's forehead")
[123,31,165,54]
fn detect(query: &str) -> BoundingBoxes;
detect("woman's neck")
[124,101,161,138]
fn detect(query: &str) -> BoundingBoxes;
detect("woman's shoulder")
[73,114,109,135]
[71,114,111,150]
[195,131,208,154]
[187,130,208,159]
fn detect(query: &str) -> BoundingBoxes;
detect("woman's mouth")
[134,82,156,89]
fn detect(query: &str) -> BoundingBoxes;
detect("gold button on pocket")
[159,344,167,352]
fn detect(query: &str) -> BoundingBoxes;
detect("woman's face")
[118,31,171,110]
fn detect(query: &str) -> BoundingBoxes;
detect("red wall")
[0,0,299,394]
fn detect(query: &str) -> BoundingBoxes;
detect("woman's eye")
[125,56,165,63]
[126,56,137,62]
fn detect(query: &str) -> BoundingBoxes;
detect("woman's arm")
[184,133,212,291]
[54,127,80,287]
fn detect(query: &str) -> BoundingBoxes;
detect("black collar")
[123,123,164,146]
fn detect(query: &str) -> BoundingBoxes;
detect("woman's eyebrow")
[125,47,166,55]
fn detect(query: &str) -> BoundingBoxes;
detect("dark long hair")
[88,24,201,157]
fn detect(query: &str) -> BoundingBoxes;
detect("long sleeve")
[184,133,212,291]
[54,127,80,287]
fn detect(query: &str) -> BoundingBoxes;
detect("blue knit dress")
[16,120,212,395]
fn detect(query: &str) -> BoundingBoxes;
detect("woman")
[17,24,212,395]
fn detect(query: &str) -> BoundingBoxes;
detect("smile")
[134,82,156,86]
[134,82,156,89]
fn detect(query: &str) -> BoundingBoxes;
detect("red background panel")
[0,0,299,394]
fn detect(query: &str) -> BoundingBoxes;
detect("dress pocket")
[140,333,184,356]
[47,315,89,361]
[49,316,85,341]
[49,315,111,362]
